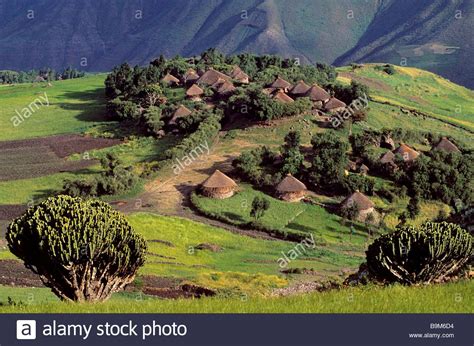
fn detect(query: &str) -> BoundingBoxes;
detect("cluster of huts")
[263,77,346,113]
[199,170,376,223]
[163,66,345,127]
[198,136,461,223]
[162,66,249,126]
[200,170,309,202]
[378,137,460,171]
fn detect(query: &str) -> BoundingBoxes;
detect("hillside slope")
[0,0,472,87]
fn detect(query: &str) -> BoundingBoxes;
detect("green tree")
[250,196,270,221]
[407,195,421,219]
[310,132,349,188]
[6,195,147,302]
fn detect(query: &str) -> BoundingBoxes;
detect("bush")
[342,174,375,195]
[375,64,396,75]
[366,222,473,284]
[63,153,139,197]
[6,195,147,302]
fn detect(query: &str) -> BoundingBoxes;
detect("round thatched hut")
[275,174,307,202]
[340,190,375,222]
[186,84,204,101]
[433,137,460,153]
[394,143,419,162]
[200,170,237,199]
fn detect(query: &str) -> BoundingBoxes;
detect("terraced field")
[338,64,474,139]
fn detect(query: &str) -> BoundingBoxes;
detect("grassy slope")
[0,75,111,141]
[193,184,368,247]
[338,65,474,139]
[0,77,182,205]
[0,280,471,313]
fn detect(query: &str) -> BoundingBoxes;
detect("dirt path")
[123,137,236,215]
[114,132,285,241]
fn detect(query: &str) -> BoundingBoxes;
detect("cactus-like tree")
[7,195,147,302]
[366,222,473,284]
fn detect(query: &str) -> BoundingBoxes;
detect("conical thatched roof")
[216,80,236,95]
[276,174,307,193]
[201,170,237,189]
[186,84,204,96]
[340,191,374,211]
[324,97,346,110]
[290,80,311,95]
[230,65,249,82]
[273,91,294,103]
[271,77,292,89]
[380,151,395,164]
[161,73,180,84]
[434,137,460,153]
[173,104,191,117]
[184,69,199,82]
[394,143,419,161]
[197,68,231,86]
[169,105,192,125]
[305,84,330,101]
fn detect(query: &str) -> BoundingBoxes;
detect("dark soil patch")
[0,134,121,158]
[0,134,121,181]
[148,239,175,247]
[0,259,43,287]
[339,72,392,92]
[127,275,216,299]
[195,243,222,252]
[0,204,27,220]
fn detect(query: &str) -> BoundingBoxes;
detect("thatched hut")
[183,68,200,84]
[168,104,192,125]
[324,97,346,113]
[358,164,369,175]
[161,73,180,85]
[262,87,276,95]
[197,68,231,86]
[433,137,460,153]
[186,84,204,101]
[290,80,311,97]
[215,80,236,96]
[270,77,292,92]
[275,174,307,202]
[305,84,330,108]
[200,170,237,199]
[394,143,419,162]
[340,191,375,222]
[273,90,294,104]
[230,65,249,84]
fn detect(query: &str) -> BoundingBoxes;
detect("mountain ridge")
[0,0,472,88]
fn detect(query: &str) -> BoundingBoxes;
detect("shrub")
[366,222,473,284]
[375,64,396,75]
[6,195,147,302]
[63,153,139,197]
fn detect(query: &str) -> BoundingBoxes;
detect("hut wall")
[357,207,375,222]
[327,106,346,114]
[201,187,235,199]
[278,191,305,202]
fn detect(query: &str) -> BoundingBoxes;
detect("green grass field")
[1,280,471,313]
[337,64,474,136]
[0,75,112,141]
